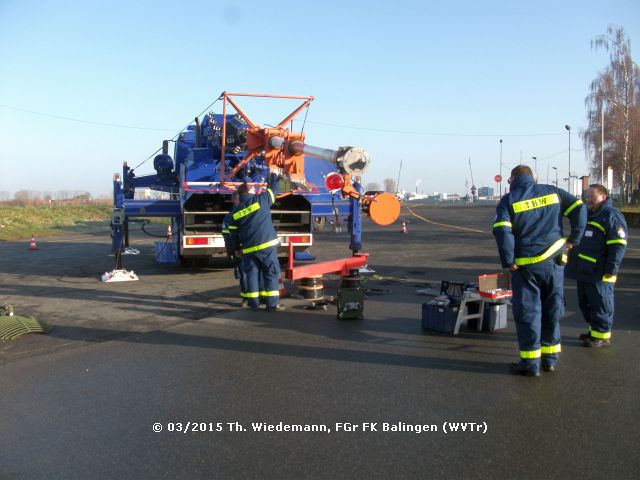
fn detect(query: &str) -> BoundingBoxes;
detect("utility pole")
[468,157,476,202]
[565,125,571,193]
[546,164,550,184]
[499,139,503,196]
[396,159,402,196]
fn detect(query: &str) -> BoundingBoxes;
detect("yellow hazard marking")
[233,202,260,220]
[406,207,489,234]
[563,199,583,217]
[587,221,606,233]
[512,194,559,213]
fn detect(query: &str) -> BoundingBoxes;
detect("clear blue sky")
[1,0,639,197]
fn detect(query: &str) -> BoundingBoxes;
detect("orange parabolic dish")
[367,192,401,226]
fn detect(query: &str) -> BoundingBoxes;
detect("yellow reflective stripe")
[493,221,512,228]
[563,199,583,217]
[602,275,617,283]
[578,253,597,263]
[515,238,566,266]
[606,239,627,245]
[260,290,280,297]
[242,238,280,254]
[228,225,238,230]
[267,188,275,203]
[520,349,541,359]
[587,221,605,234]
[589,328,611,339]
[232,202,260,220]
[222,229,229,234]
[541,344,562,354]
[244,292,260,298]
[512,194,559,213]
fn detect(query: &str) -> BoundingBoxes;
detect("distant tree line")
[364,179,397,193]
[0,190,111,206]
[583,25,640,201]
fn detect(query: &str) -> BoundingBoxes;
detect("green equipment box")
[337,287,364,320]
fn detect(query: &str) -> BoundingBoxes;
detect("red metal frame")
[285,242,368,281]
[220,92,314,185]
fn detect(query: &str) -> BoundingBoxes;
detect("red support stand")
[285,241,368,281]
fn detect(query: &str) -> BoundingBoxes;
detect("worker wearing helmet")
[493,165,586,377]
[228,171,286,312]
[222,191,249,307]
[568,184,628,347]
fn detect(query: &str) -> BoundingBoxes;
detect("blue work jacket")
[221,211,237,254]
[228,173,280,255]
[569,198,628,283]
[493,175,586,268]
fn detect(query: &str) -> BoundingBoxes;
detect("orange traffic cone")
[28,234,39,251]
[167,224,173,239]
[278,277,288,298]
[400,221,407,234]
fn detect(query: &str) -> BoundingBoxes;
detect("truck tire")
[194,257,210,267]
[313,217,334,233]
[180,256,194,267]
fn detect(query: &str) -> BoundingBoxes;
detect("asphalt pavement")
[1,203,639,479]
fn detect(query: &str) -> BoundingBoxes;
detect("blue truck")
[111,104,353,267]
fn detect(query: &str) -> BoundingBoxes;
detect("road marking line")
[406,207,489,234]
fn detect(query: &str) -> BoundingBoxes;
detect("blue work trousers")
[241,247,281,309]
[511,261,564,371]
[577,281,615,336]
[232,257,248,298]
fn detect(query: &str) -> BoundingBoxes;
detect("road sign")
[494,175,502,183]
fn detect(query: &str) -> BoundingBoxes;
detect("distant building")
[478,187,494,197]
[405,192,461,203]
[404,192,429,201]
[134,188,170,200]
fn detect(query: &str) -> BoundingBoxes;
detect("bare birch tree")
[383,178,397,193]
[583,25,640,201]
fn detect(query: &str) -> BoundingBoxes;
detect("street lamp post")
[565,125,571,193]
[552,167,558,187]
[532,156,537,175]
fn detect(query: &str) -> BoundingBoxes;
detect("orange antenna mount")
[218,92,371,185]
[220,92,313,184]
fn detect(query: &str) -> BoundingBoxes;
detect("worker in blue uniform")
[493,165,586,376]
[569,184,628,347]
[228,171,286,312]
[222,191,249,307]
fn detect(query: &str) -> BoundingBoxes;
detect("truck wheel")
[180,256,194,267]
[194,257,210,267]
[313,217,333,233]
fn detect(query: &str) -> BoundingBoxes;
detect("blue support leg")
[349,182,363,253]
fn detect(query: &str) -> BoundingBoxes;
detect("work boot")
[510,361,540,377]
[542,362,556,372]
[579,332,591,341]
[266,304,286,312]
[239,299,249,308]
[583,337,611,348]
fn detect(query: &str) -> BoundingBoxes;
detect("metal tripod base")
[101,269,139,282]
